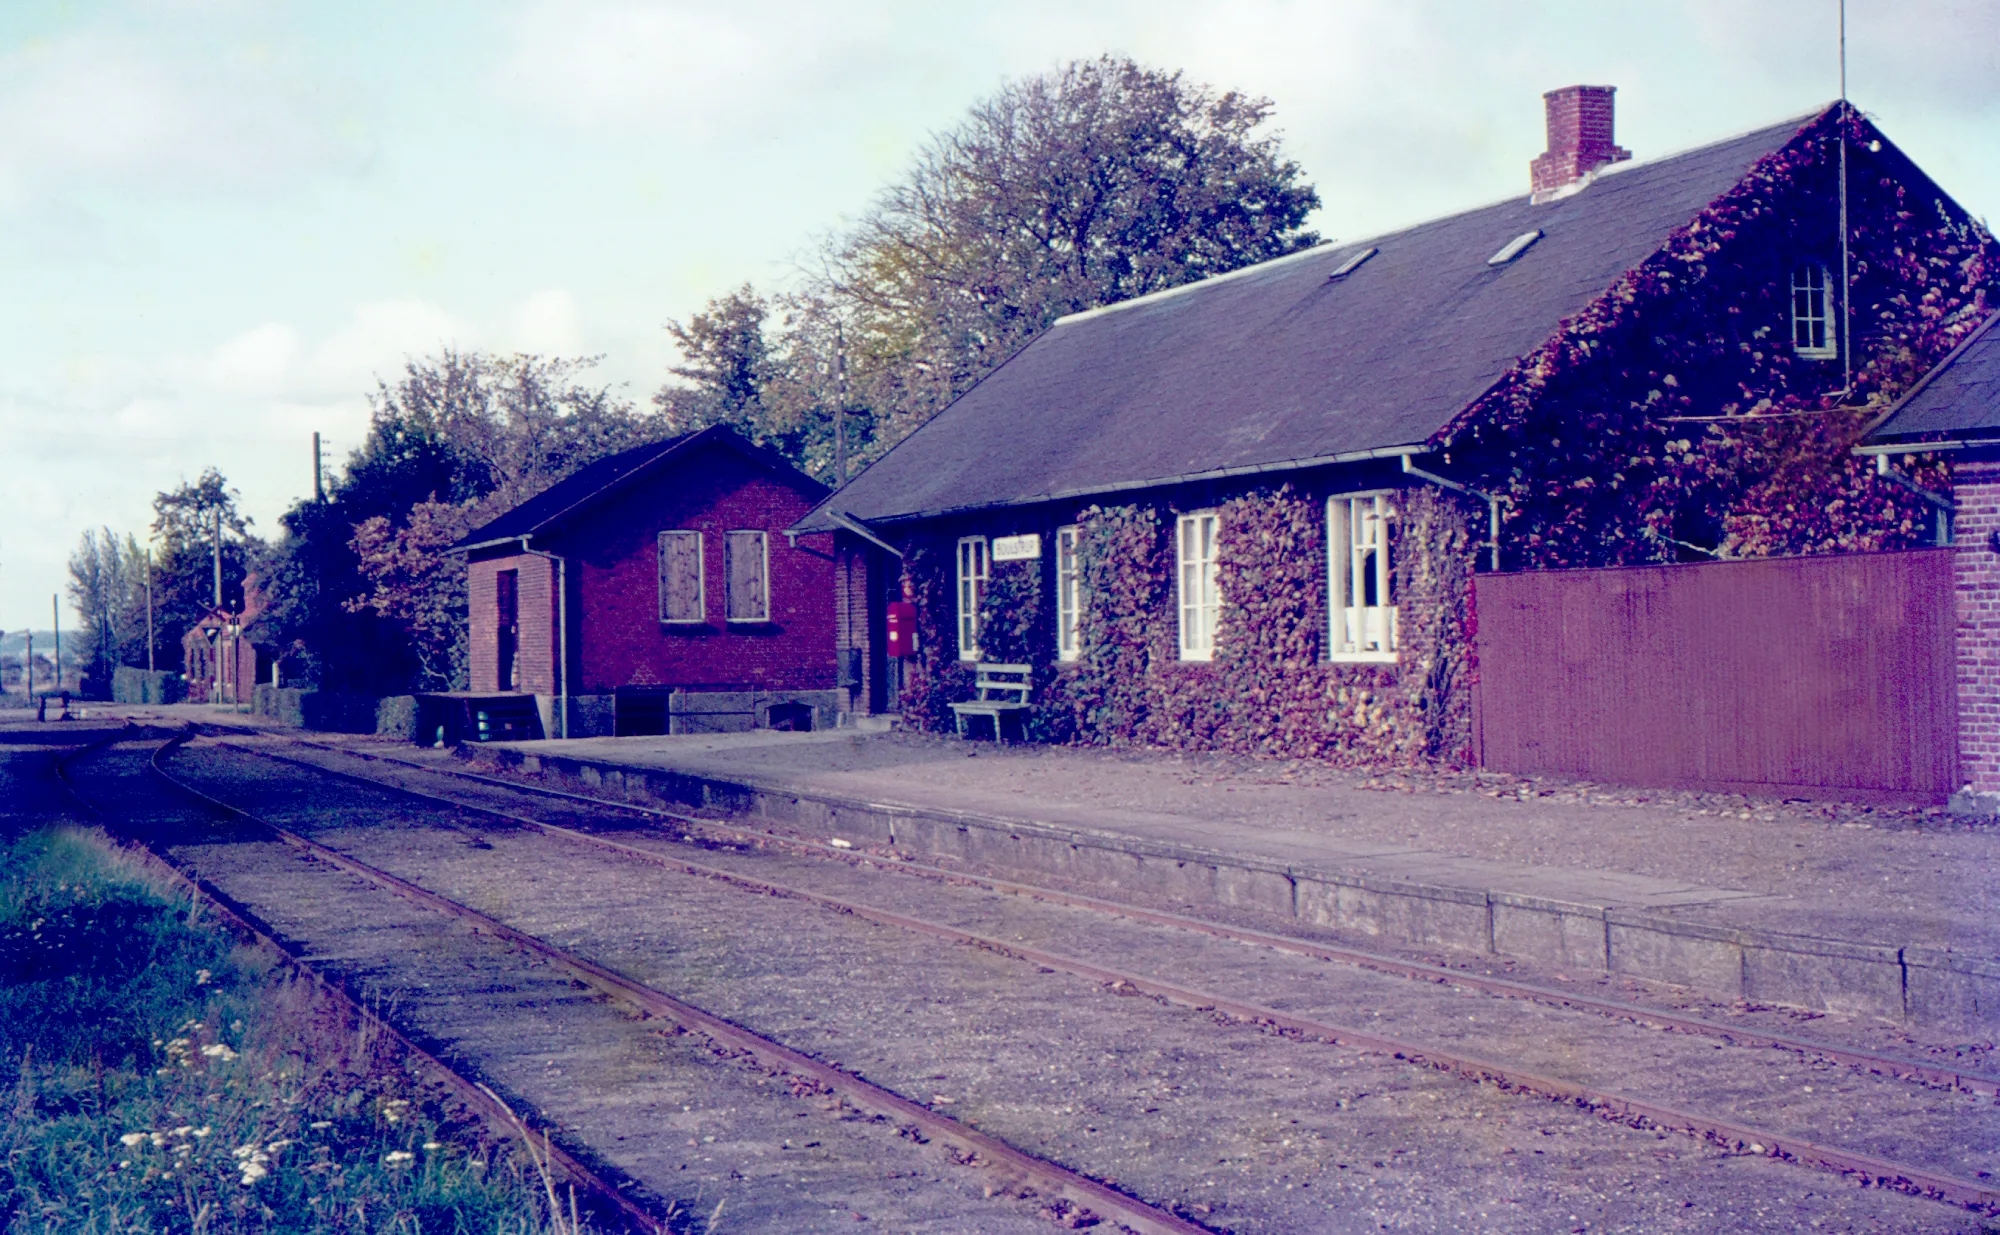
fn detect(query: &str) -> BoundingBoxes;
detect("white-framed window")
[1328,493,1397,661]
[658,530,704,623]
[956,535,988,661]
[725,530,769,622]
[1791,264,1837,359]
[1176,511,1220,661]
[1055,525,1081,661]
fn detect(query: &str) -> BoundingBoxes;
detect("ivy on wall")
[1448,106,1996,568]
[895,107,1997,767]
[902,485,1479,767]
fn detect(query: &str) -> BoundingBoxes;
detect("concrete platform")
[457,729,2000,1033]
[107,704,2000,1032]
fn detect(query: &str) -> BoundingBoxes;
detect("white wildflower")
[383,1150,414,1166]
[422,1141,443,1150]
[240,1161,269,1184]
[119,1132,148,1147]
[199,1043,237,1061]
[191,1126,211,1138]
[194,969,211,985]
[308,1121,333,1130]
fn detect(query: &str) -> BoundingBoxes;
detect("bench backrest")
[973,662,1033,703]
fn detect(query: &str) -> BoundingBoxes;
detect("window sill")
[1793,346,1839,361]
[725,617,774,626]
[1177,651,1215,663]
[660,619,708,627]
[1329,651,1400,664]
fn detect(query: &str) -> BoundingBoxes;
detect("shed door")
[496,569,519,691]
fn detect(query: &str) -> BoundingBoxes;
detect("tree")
[278,350,659,692]
[654,288,873,481]
[654,57,1319,481]
[65,527,150,690]
[147,469,257,676]
[823,55,1319,450]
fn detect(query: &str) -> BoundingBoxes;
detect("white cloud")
[493,0,890,135]
[509,289,585,356]
[205,323,303,395]
[308,299,477,390]
[0,26,362,210]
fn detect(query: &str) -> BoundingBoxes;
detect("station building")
[797,88,1998,795]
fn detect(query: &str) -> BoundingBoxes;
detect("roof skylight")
[1326,247,1377,279]
[1487,230,1543,265]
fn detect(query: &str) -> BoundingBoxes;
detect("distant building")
[182,604,259,706]
[457,425,840,738]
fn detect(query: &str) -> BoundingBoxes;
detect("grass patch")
[0,826,597,1234]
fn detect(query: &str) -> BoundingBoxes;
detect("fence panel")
[1474,549,1958,802]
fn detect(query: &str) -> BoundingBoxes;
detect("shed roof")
[1861,311,2000,449]
[799,109,1826,530]
[457,425,826,551]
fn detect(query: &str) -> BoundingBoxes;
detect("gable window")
[956,536,988,661]
[1177,511,1220,661]
[658,530,704,623]
[725,531,769,622]
[1791,264,1837,359]
[1055,525,1081,661]
[1328,493,1397,661]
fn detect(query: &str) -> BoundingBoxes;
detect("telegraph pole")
[313,432,325,502]
[145,547,155,673]
[833,321,849,486]
[51,594,60,695]
[212,507,222,608]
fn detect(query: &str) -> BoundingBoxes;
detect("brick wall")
[541,443,835,694]
[1955,461,2000,796]
[466,553,554,694]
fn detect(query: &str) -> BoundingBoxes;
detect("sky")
[1,0,1996,634]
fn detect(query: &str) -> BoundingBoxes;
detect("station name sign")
[991,533,1042,561]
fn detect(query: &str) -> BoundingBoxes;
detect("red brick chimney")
[1530,85,1631,202]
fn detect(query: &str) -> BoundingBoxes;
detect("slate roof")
[458,425,824,550]
[1862,311,2000,447]
[799,109,1827,531]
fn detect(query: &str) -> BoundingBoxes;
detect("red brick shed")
[457,426,839,738]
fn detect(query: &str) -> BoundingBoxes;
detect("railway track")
[180,728,2000,1220]
[66,730,1210,1234]
[70,725,2000,1231]
[241,728,2000,1101]
[43,726,669,1235]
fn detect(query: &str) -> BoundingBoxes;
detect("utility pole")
[313,432,325,502]
[145,547,156,673]
[23,632,30,703]
[1837,0,1852,393]
[51,594,59,695]
[212,507,222,608]
[834,321,849,486]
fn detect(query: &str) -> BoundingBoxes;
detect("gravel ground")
[150,736,2000,1234]
[48,740,1063,1234]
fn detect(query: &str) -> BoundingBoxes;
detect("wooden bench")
[948,662,1033,743]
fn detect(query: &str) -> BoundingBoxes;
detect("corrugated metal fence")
[1474,549,1958,802]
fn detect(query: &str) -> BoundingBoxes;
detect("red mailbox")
[885,601,917,658]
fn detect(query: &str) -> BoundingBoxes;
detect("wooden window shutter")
[726,531,768,621]
[659,531,704,622]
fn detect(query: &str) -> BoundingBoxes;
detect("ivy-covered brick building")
[797,87,1998,767]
